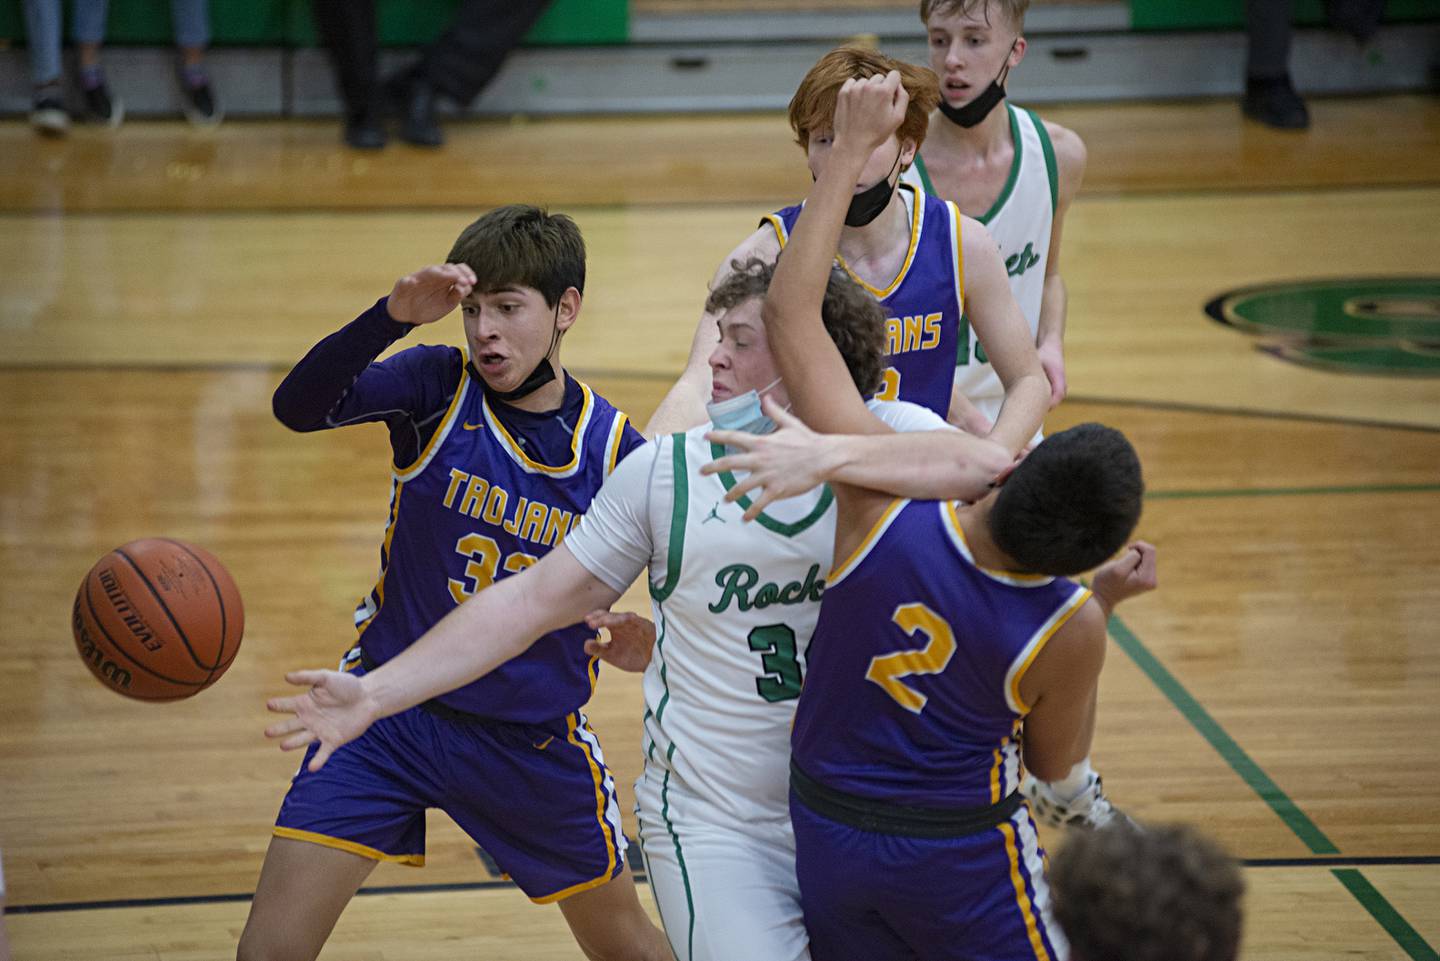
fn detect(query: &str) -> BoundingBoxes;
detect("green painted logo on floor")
[1205,278,1440,375]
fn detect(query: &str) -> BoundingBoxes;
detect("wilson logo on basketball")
[98,566,163,651]
[71,595,134,691]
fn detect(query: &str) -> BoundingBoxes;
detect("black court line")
[9,857,1440,916]
[3,364,1439,435]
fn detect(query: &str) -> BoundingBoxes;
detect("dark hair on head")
[1051,822,1245,961]
[988,423,1143,576]
[447,204,586,307]
[704,256,886,397]
[920,0,1029,29]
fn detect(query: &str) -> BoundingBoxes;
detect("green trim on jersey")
[978,104,1024,226]
[709,441,835,536]
[653,607,673,723]
[912,152,938,196]
[650,435,689,602]
[662,764,696,961]
[1031,109,1059,217]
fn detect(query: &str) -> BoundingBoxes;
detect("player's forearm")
[272,297,412,431]
[358,577,540,720]
[986,372,1049,454]
[1037,274,1067,349]
[644,365,710,437]
[822,431,1012,501]
[763,149,866,373]
[763,146,876,432]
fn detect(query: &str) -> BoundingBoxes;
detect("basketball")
[71,538,244,701]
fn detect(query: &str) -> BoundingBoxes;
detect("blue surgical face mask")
[706,377,785,441]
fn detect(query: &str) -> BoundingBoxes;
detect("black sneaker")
[177,68,223,126]
[79,78,124,127]
[1242,76,1310,130]
[30,84,70,136]
[344,113,387,150]
[384,71,444,148]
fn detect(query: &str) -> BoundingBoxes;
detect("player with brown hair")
[645,43,1050,457]
[1051,823,1246,961]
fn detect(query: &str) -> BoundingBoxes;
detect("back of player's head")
[447,205,586,307]
[706,257,885,397]
[920,0,1030,31]
[1051,822,1245,961]
[788,45,940,154]
[988,423,1143,576]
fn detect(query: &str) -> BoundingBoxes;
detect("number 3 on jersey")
[449,532,537,604]
[865,603,956,713]
[749,623,803,702]
[874,367,901,402]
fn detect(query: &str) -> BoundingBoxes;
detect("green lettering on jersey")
[710,563,826,613]
[1005,241,1041,278]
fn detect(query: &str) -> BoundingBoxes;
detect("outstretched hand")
[834,70,909,156]
[265,669,380,772]
[583,610,658,673]
[703,398,829,521]
[1091,541,1158,616]
[386,263,477,326]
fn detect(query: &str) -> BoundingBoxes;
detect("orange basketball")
[71,538,244,701]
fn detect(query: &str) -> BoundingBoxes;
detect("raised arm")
[760,73,911,438]
[266,544,622,770]
[958,219,1050,454]
[644,228,781,437]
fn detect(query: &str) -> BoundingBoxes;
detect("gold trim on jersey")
[765,184,925,301]
[481,380,596,478]
[393,360,472,481]
[1000,819,1054,961]
[941,501,1053,586]
[1005,586,1093,715]
[605,413,630,476]
[355,481,405,639]
[272,827,425,866]
[531,712,620,904]
[948,199,966,317]
[834,182,924,300]
[828,498,907,586]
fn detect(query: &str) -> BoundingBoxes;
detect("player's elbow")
[270,384,326,433]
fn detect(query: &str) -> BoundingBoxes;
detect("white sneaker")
[1020,772,1133,830]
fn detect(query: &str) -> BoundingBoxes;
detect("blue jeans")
[22,0,212,85]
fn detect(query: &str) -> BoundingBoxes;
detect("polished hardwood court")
[1,94,1438,959]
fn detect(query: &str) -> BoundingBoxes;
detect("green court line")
[1332,870,1440,961]
[1148,483,1440,501]
[1107,615,1338,854]
[1108,615,1438,958]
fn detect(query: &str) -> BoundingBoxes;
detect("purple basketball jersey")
[765,183,964,417]
[355,365,638,722]
[792,499,1091,809]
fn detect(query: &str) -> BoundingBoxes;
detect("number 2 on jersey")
[749,623,803,702]
[864,603,956,714]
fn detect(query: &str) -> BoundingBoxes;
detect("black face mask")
[486,301,562,403]
[938,41,1016,129]
[844,148,903,228]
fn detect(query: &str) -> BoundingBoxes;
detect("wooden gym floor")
[1,93,1437,959]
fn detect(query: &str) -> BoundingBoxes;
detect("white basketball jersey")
[902,104,1057,422]
[639,401,945,825]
